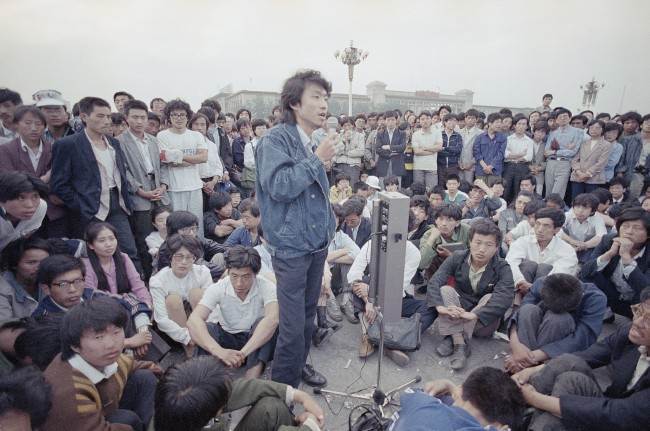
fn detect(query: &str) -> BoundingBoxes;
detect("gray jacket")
[117,130,170,211]
[0,272,41,323]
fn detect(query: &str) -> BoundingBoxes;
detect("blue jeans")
[271,248,327,387]
[106,369,156,431]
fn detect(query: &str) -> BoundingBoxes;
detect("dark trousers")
[234,396,294,431]
[437,165,459,186]
[105,369,157,431]
[76,188,141,274]
[591,274,635,318]
[503,162,530,203]
[570,181,602,201]
[271,248,327,387]
[130,210,153,279]
[353,293,437,335]
[204,321,278,369]
[528,354,603,431]
[516,304,576,351]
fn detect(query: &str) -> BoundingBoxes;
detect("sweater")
[82,253,152,306]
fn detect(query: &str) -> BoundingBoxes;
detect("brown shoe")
[385,349,410,367]
[358,335,375,358]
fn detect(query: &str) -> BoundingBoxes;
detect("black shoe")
[435,336,454,357]
[301,364,327,387]
[450,343,471,370]
[312,327,334,347]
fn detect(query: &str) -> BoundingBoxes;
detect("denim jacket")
[255,123,335,258]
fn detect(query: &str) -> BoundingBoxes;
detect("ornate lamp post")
[335,41,369,116]
[580,77,605,110]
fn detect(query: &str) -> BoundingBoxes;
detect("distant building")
[211,81,534,118]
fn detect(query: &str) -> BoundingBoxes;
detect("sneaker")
[450,343,471,370]
[358,335,375,358]
[435,336,454,357]
[326,297,343,322]
[385,349,410,367]
[341,301,359,324]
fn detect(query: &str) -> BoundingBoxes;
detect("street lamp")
[335,40,369,116]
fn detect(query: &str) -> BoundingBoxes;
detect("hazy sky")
[2,0,649,114]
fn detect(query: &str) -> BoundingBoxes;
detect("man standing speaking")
[256,70,337,387]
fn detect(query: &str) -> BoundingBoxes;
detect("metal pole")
[348,77,353,116]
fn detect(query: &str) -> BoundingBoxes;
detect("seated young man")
[0,237,51,322]
[32,255,153,358]
[203,191,243,243]
[505,274,607,373]
[427,219,514,370]
[13,315,63,371]
[390,367,526,431]
[0,172,48,253]
[591,187,616,230]
[419,203,470,279]
[224,198,262,248]
[560,193,607,263]
[341,198,372,248]
[506,207,578,304]
[519,174,543,201]
[348,236,436,367]
[504,199,546,249]
[187,246,279,379]
[328,173,352,204]
[580,207,650,318]
[544,193,568,212]
[154,355,324,431]
[408,195,431,247]
[442,174,468,205]
[608,176,632,207]
[461,179,502,220]
[0,366,52,431]
[41,297,160,431]
[511,287,650,431]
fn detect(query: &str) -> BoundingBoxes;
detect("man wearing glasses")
[188,245,279,379]
[157,99,208,237]
[511,286,650,430]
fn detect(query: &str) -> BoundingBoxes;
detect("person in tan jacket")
[569,119,612,200]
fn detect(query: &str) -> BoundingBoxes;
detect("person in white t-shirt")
[150,234,212,357]
[187,245,279,379]
[157,100,208,237]
[411,110,443,191]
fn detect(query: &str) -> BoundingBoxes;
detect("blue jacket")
[472,132,507,176]
[255,123,335,258]
[50,131,133,221]
[512,279,607,358]
[438,130,463,168]
[375,128,407,177]
[224,226,261,248]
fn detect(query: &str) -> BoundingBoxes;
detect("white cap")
[365,175,381,190]
[32,89,66,107]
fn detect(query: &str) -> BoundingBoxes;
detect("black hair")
[384,110,398,119]
[367,112,378,118]
[166,211,199,236]
[250,118,267,131]
[616,207,650,237]
[166,234,203,259]
[123,99,148,117]
[418,110,432,118]
[271,105,281,114]
[642,113,650,124]
[570,114,588,126]
[520,174,537,187]
[151,205,172,228]
[456,112,465,121]
[113,91,134,101]
[228,186,241,196]
[486,112,502,124]
[224,245,261,274]
[385,175,400,186]
[489,177,504,187]
[534,207,565,228]
[188,113,209,132]
[148,112,161,124]
[334,173,351,185]
[60,296,128,360]
[235,118,251,132]
[465,108,480,119]
[545,193,565,208]
[235,108,251,120]
[437,105,452,115]
[342,198,365,218]
[352,181,369,193]
[461,367,525,428]
[591,188,612,205]
[469,218,502,245]
[36,254,85,287]
[409,182,427,196]
[208,191,232,212]
[534,120,550,134]
[12,105,46,125]
[197,107,216,125]
[0,365,52,427]
[434,203,463,221]
[150,97,166,109]
[85,222,130,295]
[201,99,221,114]
[620,111,642,125]
[0,172,49,202]
[609,176,628,189]
[446,174,460,183]
[554,107,572,118]
[111,112,127,126]
[238,198,260,217]
[541,274,583,313]
[514,190,534,203]
[499,108,513,117]
[280,70,331,124]
[410,195,429,214]
[0,88,23,105]
[443,113,458,123]
[1,237,51,273]
[595,112,611,121]
[572,193,599,212]
[14,315,63,370]
[164,99,193,119]
[523,199,545,217]
[542,93,553,100]
[512,113,528,126]
[78,96,111,116]
[154,356,232,431]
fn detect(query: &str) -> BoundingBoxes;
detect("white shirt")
[199,135,224,179]
[128,130,154,174]
[328,230,361,261]
[157,128,207,192]
[510,219,533,241]
[0,199,47,252]
[505,133,534,162]
[563,210,607,242]
[68,354,118,384]
[20,139,43,171]
[91,140,117,188]
[150,265,213,345]
[596,247,646,278]
[145,231,164,257]
[243,138,258,170]
[200,275,277,334]
[347,240,420,297]
[411,128,441,171]
[628,345,650,390]
[505,234,578,285]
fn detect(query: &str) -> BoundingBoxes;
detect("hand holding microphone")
[315,116,339,163]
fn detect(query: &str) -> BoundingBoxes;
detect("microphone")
[326,116,339,134]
